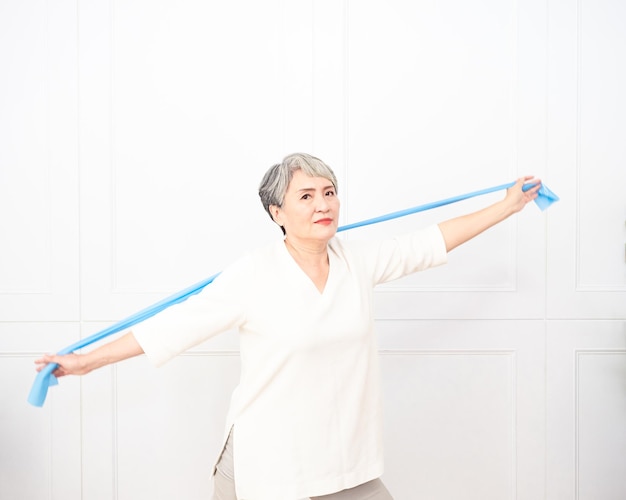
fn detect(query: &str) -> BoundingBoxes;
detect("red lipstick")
[315,218,333,225]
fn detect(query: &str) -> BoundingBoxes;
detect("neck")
[284,237,328,267]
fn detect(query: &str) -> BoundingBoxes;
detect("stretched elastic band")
[338,181,558,231]
[28,180,558,407]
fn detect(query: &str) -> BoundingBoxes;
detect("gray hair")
[259,153,338,234]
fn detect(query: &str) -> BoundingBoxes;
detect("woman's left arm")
[438,176,541,252]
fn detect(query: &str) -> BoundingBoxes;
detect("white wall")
[1,1,624,499]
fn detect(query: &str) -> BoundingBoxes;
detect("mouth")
[314,218,334,226]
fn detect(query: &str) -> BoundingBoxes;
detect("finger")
[520,177,542,193]
[44,354,62,364]
[34,353,53,364]
[35,354,56,370]
[527,182,542,196]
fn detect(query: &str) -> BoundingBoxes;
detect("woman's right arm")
[35,331,144,378]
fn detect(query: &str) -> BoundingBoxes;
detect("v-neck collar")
[279,239,334,296]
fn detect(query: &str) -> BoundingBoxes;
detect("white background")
[1,1,625,499]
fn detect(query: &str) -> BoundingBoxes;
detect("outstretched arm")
[438,176,541,252]
[35,331,144,378]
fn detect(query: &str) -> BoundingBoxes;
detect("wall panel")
[114,353,240,500]
[378,319,545,500]
[547,0,626,318]
[0,0,79,321]
[547,321,626,500]
[79,0,311,322]
[343,0,548,320]
[0,323,81,500]
[80,326,240,500]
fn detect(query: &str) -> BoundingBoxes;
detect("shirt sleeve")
[132,261,248,367]
[348,224,448,286]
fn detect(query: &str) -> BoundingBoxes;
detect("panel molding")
[547,321,626,500]
[573,0,626,293]
[574,349,626,500]
[380,347,518,499]
[547,0,626,318]
[0,0,79,321]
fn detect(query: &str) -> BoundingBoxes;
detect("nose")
[315,194,330,212]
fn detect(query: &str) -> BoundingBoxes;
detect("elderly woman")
[36,153,541,500]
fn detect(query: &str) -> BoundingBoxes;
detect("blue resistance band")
[28,181,558,407]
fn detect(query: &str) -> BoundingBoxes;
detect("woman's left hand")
[439,175,543,252]
[505,176,541,214]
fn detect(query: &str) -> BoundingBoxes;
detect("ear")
[269,205,282,226]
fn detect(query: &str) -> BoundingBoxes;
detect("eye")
[301,193,311,200]
[325,189,335,196]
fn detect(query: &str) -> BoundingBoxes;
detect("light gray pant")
[213,431,394,500]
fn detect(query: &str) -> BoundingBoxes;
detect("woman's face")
[271,169,340,244]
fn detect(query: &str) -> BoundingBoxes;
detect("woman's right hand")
[35,353,91,378]
[34,331,145,378]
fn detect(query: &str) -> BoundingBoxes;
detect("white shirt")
[133,224,447,499]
